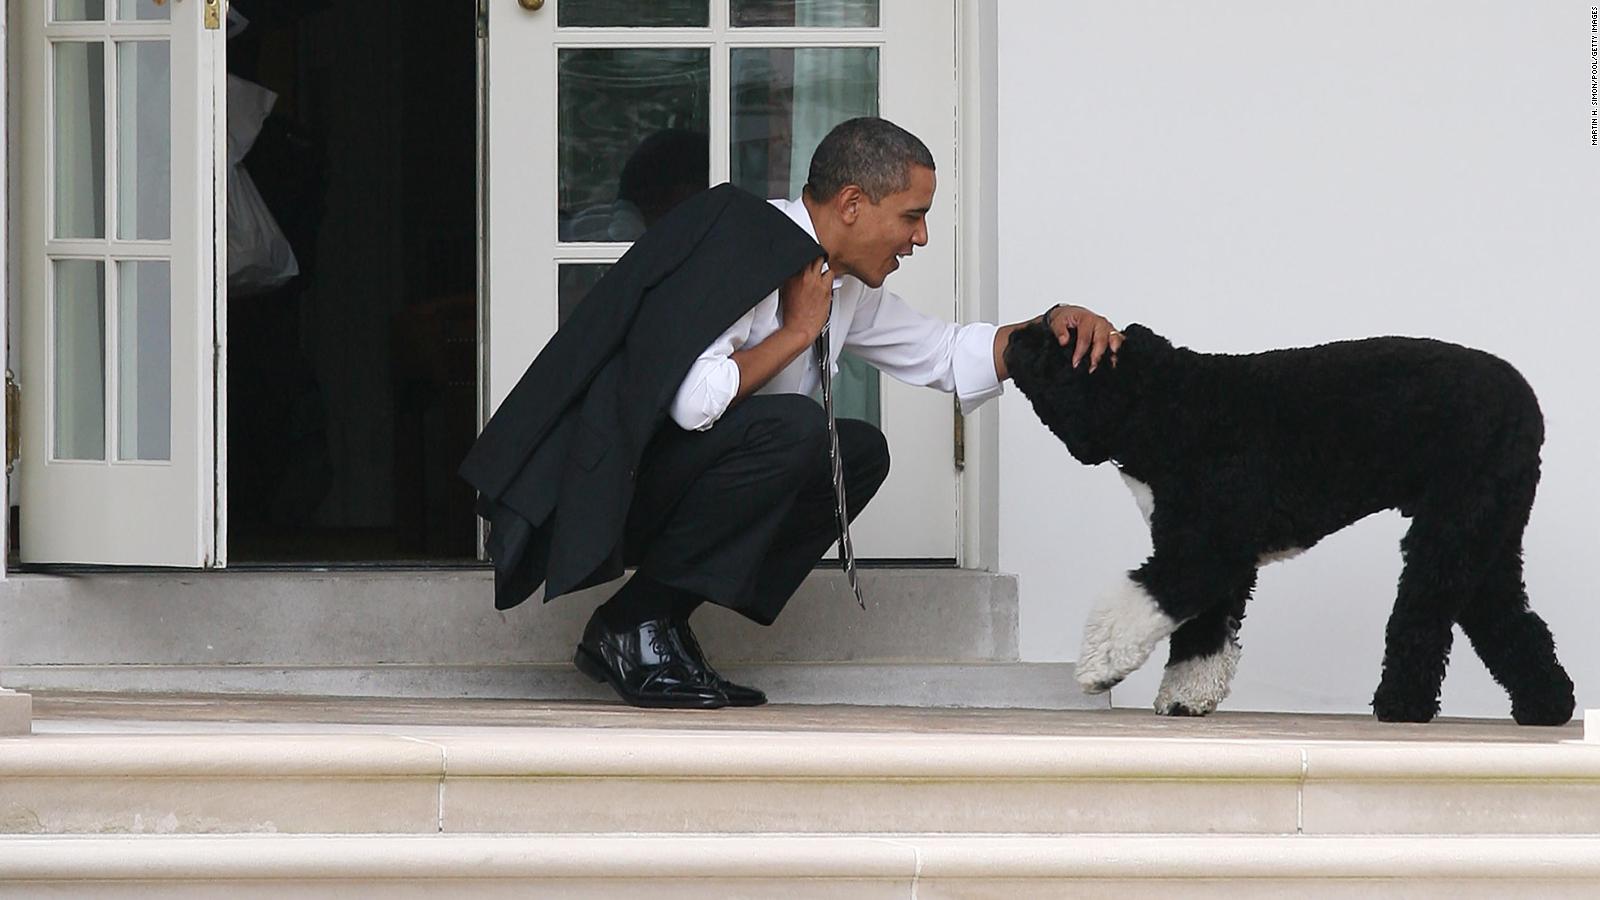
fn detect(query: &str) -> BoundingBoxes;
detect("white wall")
[1,0,9,582]
[998,1,1599,717]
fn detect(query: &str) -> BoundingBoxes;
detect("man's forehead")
[908,164,934,204]
[902,166,936,210]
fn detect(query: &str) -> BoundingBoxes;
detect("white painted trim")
[208,7,226,566]
[0,2,17,723]
[957,0,1001,571]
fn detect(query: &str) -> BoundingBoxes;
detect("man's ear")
[836,185,864,225]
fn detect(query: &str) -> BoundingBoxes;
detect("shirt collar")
[779,196,845,292]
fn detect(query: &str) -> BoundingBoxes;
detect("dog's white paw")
[1154,639,1241,716]
[1076,577,1179,694]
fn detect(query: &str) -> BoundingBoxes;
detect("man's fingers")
[1056,306,1121,370]
[1089,321,1115,372]
[1070,321,1090,368]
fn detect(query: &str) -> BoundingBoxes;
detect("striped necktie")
[814,320,866,610]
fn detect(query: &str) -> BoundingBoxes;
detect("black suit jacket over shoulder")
[459,184,825,611]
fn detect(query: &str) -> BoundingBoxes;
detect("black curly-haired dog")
[1004,320,1574,725]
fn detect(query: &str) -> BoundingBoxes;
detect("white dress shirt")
[669,197,1004,431]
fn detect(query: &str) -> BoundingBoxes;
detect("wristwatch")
[1041,303,1065,331]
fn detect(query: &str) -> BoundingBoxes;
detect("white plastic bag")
[226,74,299,295]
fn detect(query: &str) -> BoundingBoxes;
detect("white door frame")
[955,0,1000,573]
[0,0,26,728]
[1,0,9,580]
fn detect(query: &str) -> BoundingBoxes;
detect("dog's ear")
[1005,320,1116,466]
[1001,317,1063,384]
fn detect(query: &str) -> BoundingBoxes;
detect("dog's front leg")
[1075,570,1181,694]
[1155,582,1253,716]
[1076,547,1254,696]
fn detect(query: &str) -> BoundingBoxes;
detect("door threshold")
[9,560,490,575]
[8,559,956,576]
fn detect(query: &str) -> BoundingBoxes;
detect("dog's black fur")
[1005,321,1574,725]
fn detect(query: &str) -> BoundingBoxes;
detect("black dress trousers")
[620,393,890,626]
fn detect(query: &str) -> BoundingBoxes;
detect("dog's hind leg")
[1155,579,1254,717]
[1451,479,1575,728]
[1371,497,1508,723]
[1456,540,1574,726]
[1444,451,1573,725]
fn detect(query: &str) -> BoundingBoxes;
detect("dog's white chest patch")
[1119,472,1155,527]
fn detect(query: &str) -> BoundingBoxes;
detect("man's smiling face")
[835,164,934,289]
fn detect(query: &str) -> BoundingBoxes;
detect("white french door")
[11,0,224,566]
[486,0,959,558]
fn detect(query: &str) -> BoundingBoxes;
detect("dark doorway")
[225,1,478,563]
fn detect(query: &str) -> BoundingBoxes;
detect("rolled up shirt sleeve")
[669,303,758,431]
[843,288,1004,415]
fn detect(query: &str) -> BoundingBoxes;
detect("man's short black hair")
[804,117,935,203]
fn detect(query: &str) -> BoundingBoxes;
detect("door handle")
[518,0,545,10]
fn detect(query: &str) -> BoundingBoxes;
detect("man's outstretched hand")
[993,304,1123,382]
[1049,304,1123,372]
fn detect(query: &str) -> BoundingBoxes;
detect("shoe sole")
[722,691,769,708]
[573,646,729,710]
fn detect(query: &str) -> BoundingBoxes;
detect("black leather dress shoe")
[672,620,768,707]
[574,612,729,709]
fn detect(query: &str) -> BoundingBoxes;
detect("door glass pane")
[558,0,708,28]
[54,260,108,461]
[731,46,880,425]
[54,0,106,21]
[559,264,613,326]
[54,41,108,240]
[558,49,709,243]
[731,47,878,198]
[117,0,171,21]
[833,354,881,422]
[731,0,879,28]
[117,260,172,461]
[118,41,171,240]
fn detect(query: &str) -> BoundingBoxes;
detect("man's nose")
[913,221,929,247]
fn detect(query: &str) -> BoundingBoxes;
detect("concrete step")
[4,721,1599,837]
[0,569,1090,706]
[0,662,1087,708]
[0,689,28,735]
[3,834,1600,898]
